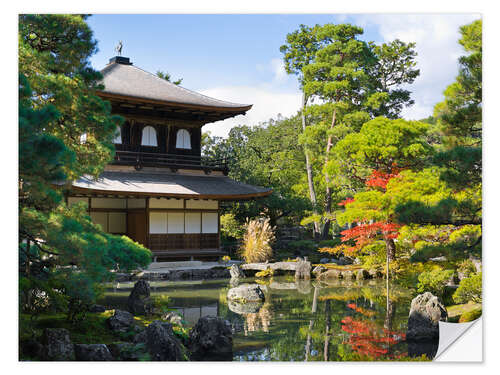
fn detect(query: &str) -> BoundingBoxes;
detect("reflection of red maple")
[341,304,407,360]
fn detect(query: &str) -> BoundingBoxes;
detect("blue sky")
[88,14,480,137]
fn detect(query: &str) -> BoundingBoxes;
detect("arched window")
[176,129,191,149]
[141,126,158,147]
[113,126,122,144]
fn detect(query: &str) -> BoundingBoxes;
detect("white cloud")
[199,85,301,138]
[200,15,480,138]
[354,14,480,119]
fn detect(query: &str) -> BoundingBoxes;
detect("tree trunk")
[384,237,396,262]
[301,92,320,239]
[321,108,337,240]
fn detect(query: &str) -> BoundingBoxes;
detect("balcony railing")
[113,150,229,173]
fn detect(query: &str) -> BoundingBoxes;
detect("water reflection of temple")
[172,304,218,326]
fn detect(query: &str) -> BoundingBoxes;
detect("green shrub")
[453,272,482,304]
[288,240,317,252]
[458,308,482,323]
[239,218,275,263]
[417,269,454,298]
[152,295,170,315]
[220,213,244,241]
[318,239,341,248]
[457,259,477,279]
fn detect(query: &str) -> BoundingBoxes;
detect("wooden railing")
[113,150,228,173]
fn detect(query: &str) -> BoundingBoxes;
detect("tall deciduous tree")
[280,24,322,238]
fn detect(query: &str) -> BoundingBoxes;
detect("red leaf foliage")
[340,222,401,252]
[366,169,401,190]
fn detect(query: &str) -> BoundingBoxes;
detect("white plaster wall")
[149,198,184,209]
[68,197,88,206]
[91,198,126,209]
[127,198,146,209]
[186,199,218,210]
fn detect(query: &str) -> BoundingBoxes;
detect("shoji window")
[141,126,158,147]
[185,212,201,233]
[176,129,191,149]
[202,212,218,233]
[149,212,167,234]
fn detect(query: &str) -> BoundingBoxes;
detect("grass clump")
[239,218,275,263]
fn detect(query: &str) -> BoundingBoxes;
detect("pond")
[100,276,437,361]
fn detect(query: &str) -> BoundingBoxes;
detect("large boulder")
[74,344,113,361]
[228,299,263,314]
[41,328,74,361]
[227,284,265,302]
[127,280,152,315]
[229,264,245,279]
[107,309,135,333]
[188,316,233,361]
[295,258,312,280]
[318,269,342,279]
[108,342,147,361]
[144,321,186,361]
[407,292,448,342]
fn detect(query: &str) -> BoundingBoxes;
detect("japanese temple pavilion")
[66,56,272,261]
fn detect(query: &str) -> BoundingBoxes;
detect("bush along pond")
[20,260,454,361]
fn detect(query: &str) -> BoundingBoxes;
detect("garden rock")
[356,269,370,280]
[229,264,245,279]
[108,342,146,361]
[41,328,75,361]
[74,344,113,361]
[107,309,134,333]
[312,265,326,277]
[407,292,448,341]
[227,284,265,302]
[295,258,312,280]
[188,316,233,361]
[318,269,342,279]
[338,256,354,265]
[228,299,263,314]
[89,304,106,313]
[127,280,152,315]
[162,311,183,326]
[144,320,186,361]
[320,258,330,264]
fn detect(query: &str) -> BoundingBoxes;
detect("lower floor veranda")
[67,196,223,260]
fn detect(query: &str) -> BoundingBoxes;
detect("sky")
[87,14,480,137]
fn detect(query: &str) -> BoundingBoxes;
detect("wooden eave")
[69,185,273,201]
[97,91,251,124]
